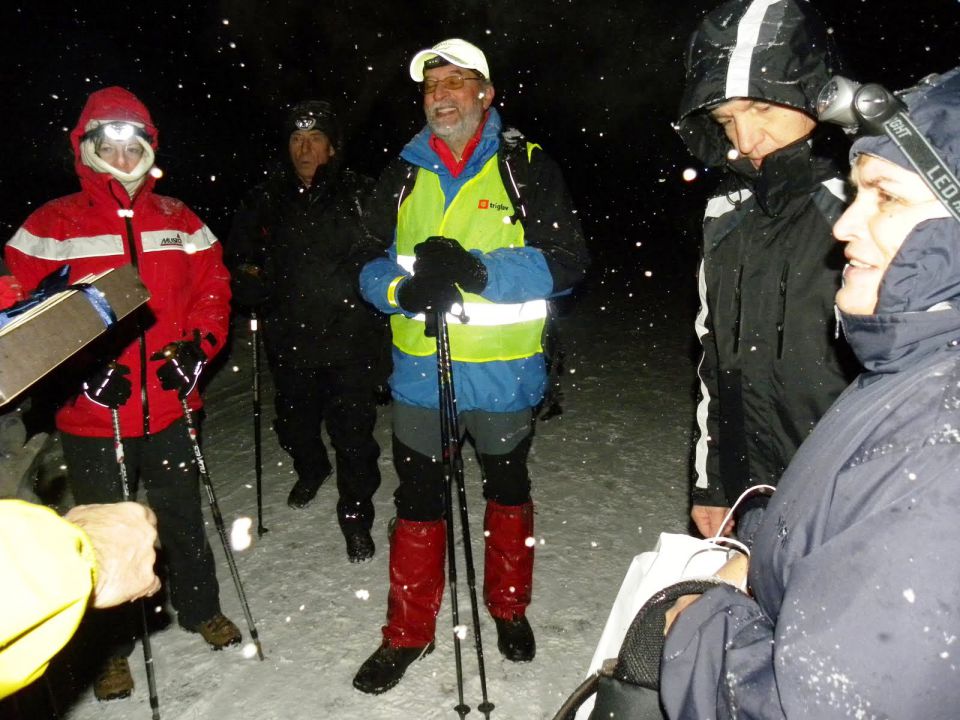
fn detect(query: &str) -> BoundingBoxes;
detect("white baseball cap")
[409,38,490,82]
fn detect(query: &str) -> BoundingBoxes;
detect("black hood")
[677,0,838,167]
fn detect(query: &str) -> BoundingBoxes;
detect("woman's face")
[833,155,950,315]
[96,137,146,174]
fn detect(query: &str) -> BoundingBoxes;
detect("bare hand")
[64,502,160,608]
[691,504,734,538]
[663,552,750,635]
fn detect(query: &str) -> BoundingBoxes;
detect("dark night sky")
[1,1,956,290]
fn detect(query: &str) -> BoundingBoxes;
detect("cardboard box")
[0,264,150,406]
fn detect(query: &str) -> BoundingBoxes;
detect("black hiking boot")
[494,615,536,662]
[287,474,325,508]
[353,641,435,695]
[343,525,376,563]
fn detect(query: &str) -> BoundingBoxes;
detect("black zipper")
[777,262,790,359]
[733,265,743,354]
[113,184,151,437]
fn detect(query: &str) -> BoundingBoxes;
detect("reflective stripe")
[704,190,753,219]
[408,298,547,326]
[392,313,544,362]
[7,228,124,260]
[387,276,404,307]
[725,0,780,99]
[821,178,847,203]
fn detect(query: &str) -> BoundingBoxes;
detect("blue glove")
[151,331,206,399]
[83,363,132,409]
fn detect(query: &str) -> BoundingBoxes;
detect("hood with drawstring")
[70,86,159,199]
[676,0,838,168]
[839,67,960,373]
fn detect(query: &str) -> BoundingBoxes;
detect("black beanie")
[286,100,340,150]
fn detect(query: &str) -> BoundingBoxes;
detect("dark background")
[1,1,956,294]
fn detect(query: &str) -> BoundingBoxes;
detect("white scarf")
[80,120,156,198]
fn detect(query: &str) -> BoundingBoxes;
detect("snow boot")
[188,612,242,650]
[353,641,436,695]
[343,525,375,563]
[353,519,445,694]
[93,655,134,701]
[339,498,375,562]
[484,500,536,662]
[286,471,329,509]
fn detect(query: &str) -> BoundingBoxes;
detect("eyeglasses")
[422,74,483,95]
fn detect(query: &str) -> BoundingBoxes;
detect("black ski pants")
[273,362,381,528]
[391,403,533,521]
[61,420,222,629]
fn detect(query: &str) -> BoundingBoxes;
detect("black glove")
[232,263,272,308]
[413,236,488,294]
[151,331,207,399]
[83,363,132,409]
[396,274,464,315]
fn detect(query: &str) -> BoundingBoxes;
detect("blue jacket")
[360,109,587,411]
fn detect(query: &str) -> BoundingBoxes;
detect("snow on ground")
[36,275,698,720]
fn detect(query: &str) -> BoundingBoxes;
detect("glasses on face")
[422,74,483,95]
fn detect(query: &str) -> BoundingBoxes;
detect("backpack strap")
[498,127,533,226]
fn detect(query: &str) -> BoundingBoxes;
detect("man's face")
[710,99,816,168]
[288,130,334,186]
[423,63,493,150]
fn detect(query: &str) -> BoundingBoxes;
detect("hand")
[232,263,272,308]
[396,274,464,315]
[691,504,734,538]
[64,502,160,608]
[151,330,207,398]
[83,363,132,409]
[413,236,487,294]
[663,553,749,635]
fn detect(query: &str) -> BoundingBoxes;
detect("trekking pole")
[250,313,267,536]
[111,409,161,720]
[434,310,494,719]
[179,399,265,661]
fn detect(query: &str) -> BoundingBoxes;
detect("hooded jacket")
[227,153,387,371]
[662,67,960,720]
[678,0,858,511]
[5,87,231,438]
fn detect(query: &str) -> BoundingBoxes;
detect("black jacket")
[678,0,859,508]
[227,162,388,370]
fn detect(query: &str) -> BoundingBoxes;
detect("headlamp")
[816,77,906,135]
[293,115,317,131]
[81,122,150,144]
[818,74,960,223]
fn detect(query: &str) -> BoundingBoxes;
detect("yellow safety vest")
[392,151,547,362]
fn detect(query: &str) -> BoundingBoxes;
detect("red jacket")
[4,87,231,438]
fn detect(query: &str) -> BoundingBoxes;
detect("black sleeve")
[523,148,590,294]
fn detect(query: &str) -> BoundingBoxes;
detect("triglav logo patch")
[477,199,510,211]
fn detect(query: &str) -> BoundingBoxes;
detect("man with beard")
[353,38,588,694]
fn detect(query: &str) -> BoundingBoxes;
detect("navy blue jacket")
[662,214,960,719]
